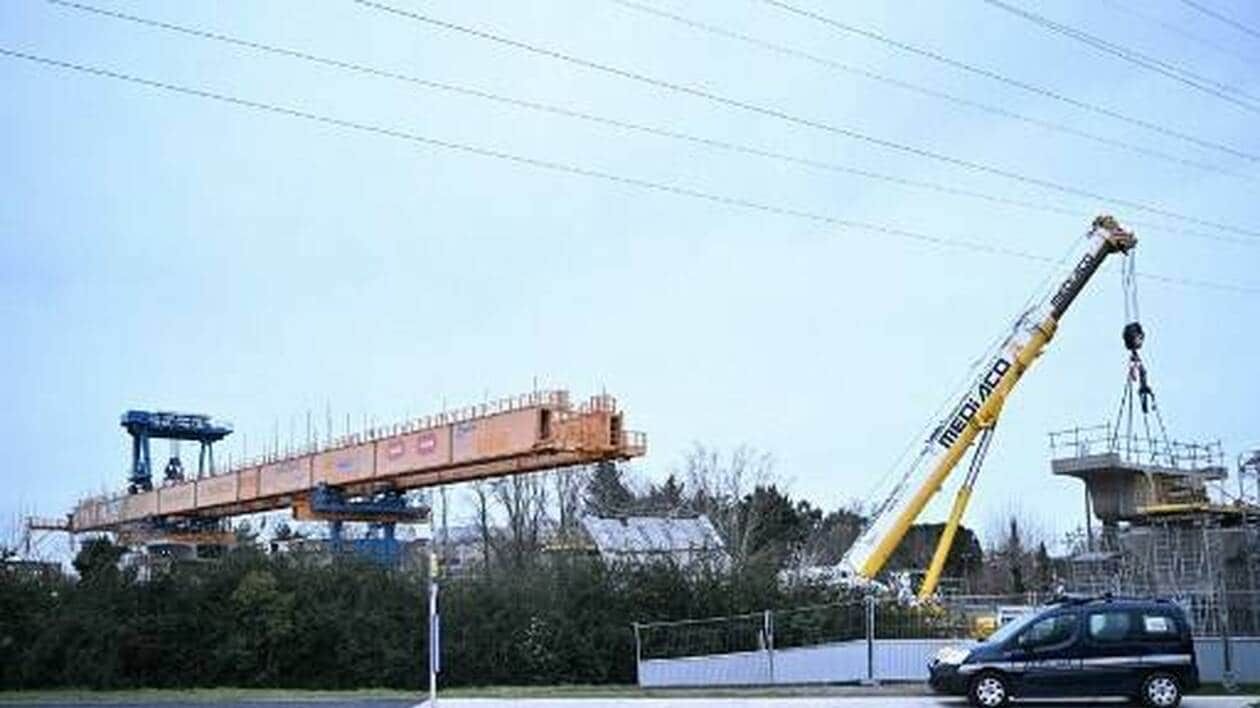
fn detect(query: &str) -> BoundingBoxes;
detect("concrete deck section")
[1049,426,1229,524]
[1053,451,1227,523]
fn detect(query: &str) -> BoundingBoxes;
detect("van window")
[1020,613,1077,648]
[1142,613,1175,636]
[1088,611,1133,642]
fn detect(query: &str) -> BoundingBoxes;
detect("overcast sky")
[3,0,1258,551]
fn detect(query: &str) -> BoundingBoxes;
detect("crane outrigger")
[836,215,1137,600]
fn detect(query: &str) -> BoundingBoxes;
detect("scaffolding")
[1052,432,1260,635]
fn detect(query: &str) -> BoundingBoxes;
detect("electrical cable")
[980,0,1260,114]
[2,46,1258,297]
[604,0,1251,182]
[760,0,1260,164]
[1179,0,1260,42]
[350,0,1260,240]
[854,233,1083,511]
[44,0,1257,247]
[1098,0,1260,68]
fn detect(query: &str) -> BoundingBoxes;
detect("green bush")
[0,543,842,689]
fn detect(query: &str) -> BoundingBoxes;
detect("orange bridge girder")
[69,390,646,533]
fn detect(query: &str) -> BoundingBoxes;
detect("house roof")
[580,515,725,556]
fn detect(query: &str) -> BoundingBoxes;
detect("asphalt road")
[4,703,414,708]
[416,698,1255,707]
[7,703,416,708]
[12,697,1257,708]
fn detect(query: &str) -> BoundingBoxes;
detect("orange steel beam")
[68,391,646,533]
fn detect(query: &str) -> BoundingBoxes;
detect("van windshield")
[985,609,1040,644]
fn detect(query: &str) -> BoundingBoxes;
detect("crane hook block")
[1123,321,1145,352]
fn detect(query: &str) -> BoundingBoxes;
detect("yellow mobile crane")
[836,215,1136,601]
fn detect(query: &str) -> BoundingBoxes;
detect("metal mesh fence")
[635,600,867,660]
[1222,591,1260,636]
[767,600,866,649]
[635,592,1260,690]
[939,592,1260,638]
[876,599,970,639]
[636,611,768,660]
[636,591,1260,665]
[636,598,942,663]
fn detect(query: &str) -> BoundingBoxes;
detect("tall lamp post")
[428,527,440,704]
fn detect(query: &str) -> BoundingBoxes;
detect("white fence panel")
[638,649,770,688]
[774,641,867,684]
[874,639,970,681]
[638,638,963,687]
[1196,637,1260,683]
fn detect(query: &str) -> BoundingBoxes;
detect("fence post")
[1217,594,1236,692]
[863,595,878,685]
[632,622,642,687]
[1209,530,1238,692]
[764,609,776,685]
[428,550,440,707]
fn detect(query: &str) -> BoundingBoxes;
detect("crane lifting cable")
[1103,258,1243,514]
[1111,253,1176,466]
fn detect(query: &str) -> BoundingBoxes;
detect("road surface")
[10,696,1256,707]
[420,697,1253,707]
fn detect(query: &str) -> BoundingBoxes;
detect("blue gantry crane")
[120,410,423,563]
[121,411,233,493]
[298,484,428,565]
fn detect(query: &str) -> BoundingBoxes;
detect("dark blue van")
[928,595,1198,707]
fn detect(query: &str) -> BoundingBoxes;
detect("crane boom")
[837,215,1136,587]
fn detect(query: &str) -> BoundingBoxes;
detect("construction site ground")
[1,686,1257,707]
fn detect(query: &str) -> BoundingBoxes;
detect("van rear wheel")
[968,672,1010,707]
[1140,672,1182,708]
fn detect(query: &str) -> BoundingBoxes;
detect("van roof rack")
[1049,592,1173,606]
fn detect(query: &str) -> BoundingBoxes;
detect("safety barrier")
[634,596,1260,687]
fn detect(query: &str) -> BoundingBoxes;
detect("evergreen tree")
[584,461,634,515]
[1007,518,1026,595]
[641,474,686,513]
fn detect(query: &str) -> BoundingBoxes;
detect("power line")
[604,0,1252,183]
[2,46,1256,296]
[1098,0,1260,68]
[980,0,1260,114]
[350,0,1260,240]
[1179,0,1260,42]
[0,48,1054,262]
[45,0,1255,247]
[759,0,1260,165]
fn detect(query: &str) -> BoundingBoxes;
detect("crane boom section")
[838,216,1135,582]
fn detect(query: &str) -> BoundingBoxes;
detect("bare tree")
[678,443,776,564]
[470,481,493,569]
[551,466,589,535]
[0,514,20,561]
[978,502,1056,595]
[491,473,549,568]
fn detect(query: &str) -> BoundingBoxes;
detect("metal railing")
[622,430,649,453]
[1049,423,1224,471]
[81,388,583,506]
